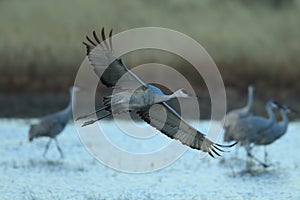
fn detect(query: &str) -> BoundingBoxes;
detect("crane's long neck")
[63,89,76,118]
[278,109,289,132]
[245,87,254,114]
[266,104,276,126]
[155,90,187,104]
[153,93,175,103]
[161,93,178,102]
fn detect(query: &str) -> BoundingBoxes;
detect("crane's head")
[174,89,192,98]
[248,85,255,94]
[28,124,38,142]
[267,100,278,109]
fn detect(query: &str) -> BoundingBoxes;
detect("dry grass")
[0,0,300,118]
[0,0,300,92]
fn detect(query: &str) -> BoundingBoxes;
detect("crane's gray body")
[104,84,176,114]
[254,108,289,146]
[29,105,72,141]
[230,101,277,146]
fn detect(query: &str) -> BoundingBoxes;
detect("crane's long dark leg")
[43,138,52,158]
[76,105,110,121]
[245,145,252,169]
[82,113,112,127]
[264,146,268,164]
[234,144,240,158]
[247,151,269,168]
[54,138,64,158]
[245,143,269,168]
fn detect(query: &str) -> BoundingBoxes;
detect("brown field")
[0,0,299,118]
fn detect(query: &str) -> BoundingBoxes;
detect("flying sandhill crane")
[253,104,297,162]
[223,85,254,142]
[77,27,236,157]
[29,86,79,158]
[229,100,278,167]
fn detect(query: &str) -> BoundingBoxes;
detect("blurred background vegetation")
[0,0,299,118]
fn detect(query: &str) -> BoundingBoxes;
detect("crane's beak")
[273,101,299,114]
[288,106,299,114]
[291,109,298,114]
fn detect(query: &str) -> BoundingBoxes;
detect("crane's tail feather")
[76,105,110,121]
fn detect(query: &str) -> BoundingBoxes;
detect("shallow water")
[1,119,300,199]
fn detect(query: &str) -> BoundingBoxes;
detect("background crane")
[28,86,79,158]
[253,104,297,163]
[223,85,254,142]
[229,100,278,167]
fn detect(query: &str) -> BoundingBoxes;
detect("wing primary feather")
[93,30,101,43]
[94,30,104,48]
[82,41,89,46]
[212,144,227,152]
[215,141,238,148]
[86,35,97,46]
[109,29,113,50]
[82,41,92,55]
[210,147,221,157]
[108,29,113,50]
[137,103,236,155]
[101,27,109,49]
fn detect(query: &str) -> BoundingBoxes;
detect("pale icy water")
[1,119,300,199]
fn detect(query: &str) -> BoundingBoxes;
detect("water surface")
[1,119,299,199]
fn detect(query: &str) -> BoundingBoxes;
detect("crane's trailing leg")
[82,113,112,127]
[54,138,64,158]
[76,105,110,121]
[247,151,269,168]
[264,146,268,164]
[43,138,52,158]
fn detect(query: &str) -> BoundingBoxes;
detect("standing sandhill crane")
[223,86,254,142]
[229,100,278,167]
[77,27,236,157]
[253,104,297,162]
[29,86,79,158]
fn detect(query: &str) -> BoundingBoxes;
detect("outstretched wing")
[137,102,236,157]
[83,27,147,89]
